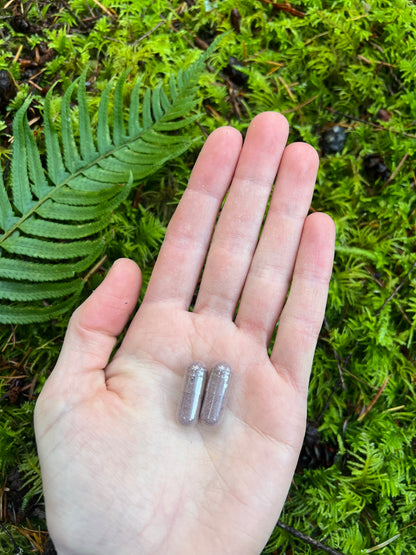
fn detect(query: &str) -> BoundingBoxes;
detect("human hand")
[34,112,335,555]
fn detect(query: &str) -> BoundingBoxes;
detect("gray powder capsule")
[200,362,233,426]
[177,362,208,426]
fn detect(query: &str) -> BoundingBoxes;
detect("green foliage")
[1,0,416,553]
[0,47,215,324]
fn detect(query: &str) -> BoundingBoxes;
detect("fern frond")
[61,80,82,172]
[0,40,219,323]
[0,279,83,301]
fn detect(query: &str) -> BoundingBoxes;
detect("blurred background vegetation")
[0,0,415,553]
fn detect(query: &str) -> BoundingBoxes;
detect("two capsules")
[178,362,233,426]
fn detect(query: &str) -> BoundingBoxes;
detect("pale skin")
[34,112,335,555]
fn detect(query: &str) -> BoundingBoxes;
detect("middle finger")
[194,112,289,318]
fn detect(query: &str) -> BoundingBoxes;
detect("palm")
[118,305,299,441]
[35,113,335,555]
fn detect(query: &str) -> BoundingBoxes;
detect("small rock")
[376,108,391,122]
[297,423,337,471]
[320,125,346,154]
[10,15,41,34]
[0,70,17,111]
[224,56,248,87]
[364,154,391,182]
[230,8,242,34]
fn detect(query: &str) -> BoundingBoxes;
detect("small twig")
[383,405,405,413]
[204,103,224,122]
[264,60,285,75]
[194,36,210,51]
[282,93,319,114]
[13,44,24,64]
[357,54,394,68]
[343,369,378,390]
[327,107,371,126]
[90,0,117,18]
[304,31,330,46]
[400,520,416,532]
[133,20,165,45]
[382,152,409,188]
[277,75,297,102]
[195,121,210,138]
[1,327,16,352]
[28,79,44,92]
[27,67,46,81]
[0,521,23,554]
[260,0,305,17]
[82,255,107,282]
[327,107,416,139]
[365,533,401,552]
[27,117,40,128]
[277,521,346,554]
[357,375,390,421]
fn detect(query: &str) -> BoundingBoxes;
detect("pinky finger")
[271,212,335,392]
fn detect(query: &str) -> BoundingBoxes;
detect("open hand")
[34,112,335,555]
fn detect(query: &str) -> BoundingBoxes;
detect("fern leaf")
[169,73,178,102]
[44,86,68,185]
[176,68,184,90]
[2,234,105,260]
[0,251,102,281]
[97,80,113,154]
[0,296,81,325]
[152,84,164,121]
[68,174,119,192]
[36,183,130,220]
[0,167,14,230]
[0,279,83,301]
[24,117,50,199]
[61,80,81,171]
[11,96,34,214]
[20,216,110,239]
[113,69,130,146]
[0,38,221,324]
[142,88,152,129]
[159,86,171,113]
[128,77,143,136]
[53,184,125,205]
[77,71,97,161]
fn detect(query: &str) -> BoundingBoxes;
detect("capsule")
[177,362,208,426]
[200,362,233,426]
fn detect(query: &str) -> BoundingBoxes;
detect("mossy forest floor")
[1,0,416,553]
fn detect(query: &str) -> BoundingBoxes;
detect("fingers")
[194,112,289,318]
[142,125,242,309]
[271,212,335,391]
[235,142,319,343]
[52,258,141,384]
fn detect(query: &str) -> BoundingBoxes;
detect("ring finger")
[235,142,320,344]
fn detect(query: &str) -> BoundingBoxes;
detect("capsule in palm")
[200,362,233,425]
[177,362,208,426]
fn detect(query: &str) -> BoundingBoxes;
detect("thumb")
[49,258,141,389]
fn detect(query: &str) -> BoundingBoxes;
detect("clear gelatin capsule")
[177,362,208,426]
[200,362,233,426]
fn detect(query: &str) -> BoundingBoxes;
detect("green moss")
[1,0,416,552]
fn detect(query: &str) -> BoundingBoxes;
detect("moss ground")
[1,0,416,553]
